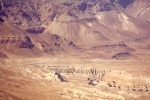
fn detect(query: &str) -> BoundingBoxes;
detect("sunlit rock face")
[125,0,150,22]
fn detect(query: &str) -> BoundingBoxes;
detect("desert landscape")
[0,0,150,100]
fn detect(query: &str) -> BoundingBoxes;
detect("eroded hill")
[0,0,150,60]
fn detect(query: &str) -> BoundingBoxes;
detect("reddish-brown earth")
[0,0,150,100]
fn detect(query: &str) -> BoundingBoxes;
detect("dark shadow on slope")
[63,2,74,6]
[0,11,7,17]
[26,27,45,34]
[118,0,135,8]
[0,52,8,59]
[55,72,68,82]
[21,11,32,21]
[0,17,4,22]
[112,52,135,60]
[78,2,87,11]
[100,2,116,12]
[110,0,116,3]
[18,36,35,49]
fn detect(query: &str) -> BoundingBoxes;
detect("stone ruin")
[34,65,107,86]
[33,64,150,92]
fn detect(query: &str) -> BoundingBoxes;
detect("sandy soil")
[0,58,150,100]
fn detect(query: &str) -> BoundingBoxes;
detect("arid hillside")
[125,0,150,22]
[0,1,150,100]
[0,0,150,60]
